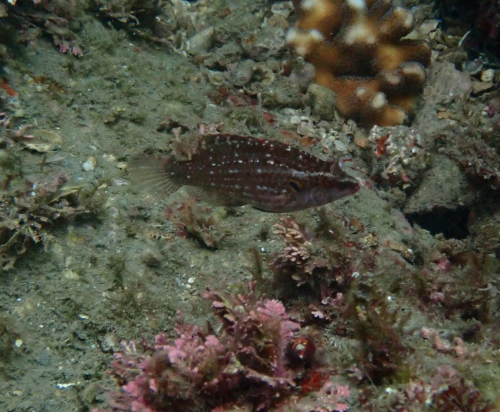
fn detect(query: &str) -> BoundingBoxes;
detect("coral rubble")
[287,0,431,126]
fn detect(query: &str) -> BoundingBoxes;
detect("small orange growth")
[279,130,317,147]
[298,135,319,147]
[349,217,364,231]
[375,134,391,155]
[280,130,298,140]
[220,7,231,18]
[33,75,48,84]
[263,111,277,126]
[244,34,257,44]
[207,86,231,106]
[0,77,18,97]
[32,75,67,94]
[227,93,257,107]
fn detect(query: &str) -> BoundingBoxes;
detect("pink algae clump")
[95,282,350,412]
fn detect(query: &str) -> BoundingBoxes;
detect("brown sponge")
[288,0,431,126]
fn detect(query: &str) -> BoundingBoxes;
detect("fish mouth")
[337,177,361,193]
[328,178,360,202]
[351,180,361,193]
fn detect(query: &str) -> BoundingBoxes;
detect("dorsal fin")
[128,154,181,199]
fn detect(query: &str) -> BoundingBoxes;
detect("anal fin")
[185,186,246,208]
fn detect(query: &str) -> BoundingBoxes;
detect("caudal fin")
[128,154,180,199]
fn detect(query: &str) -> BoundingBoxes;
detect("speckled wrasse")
[129,134,359,213]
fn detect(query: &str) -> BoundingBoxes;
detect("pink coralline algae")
[96,283,350,412]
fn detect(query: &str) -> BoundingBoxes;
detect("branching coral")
[101,283,351,412]
[287,0,431,126]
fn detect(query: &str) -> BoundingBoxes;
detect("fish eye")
[289,180,303,193]
[320,176,337,186]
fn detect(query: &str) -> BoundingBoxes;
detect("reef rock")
[403,155,476,215]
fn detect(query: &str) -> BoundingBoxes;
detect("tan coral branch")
[288,0,431,126]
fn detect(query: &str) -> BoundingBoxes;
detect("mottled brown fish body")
[129,134,359,212]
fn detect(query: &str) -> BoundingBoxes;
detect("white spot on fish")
[268,160,275,165]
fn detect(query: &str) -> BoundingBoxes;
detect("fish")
[128,134,360,213]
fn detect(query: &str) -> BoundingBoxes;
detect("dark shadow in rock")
[405,206,470,239]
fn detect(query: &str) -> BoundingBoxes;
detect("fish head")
[318,159,361,201]
[284,162,360,210]
[314,171,360,202]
